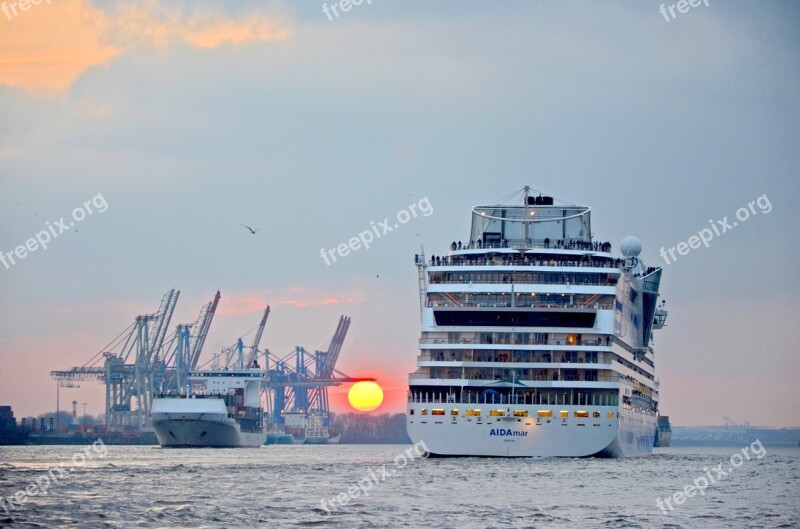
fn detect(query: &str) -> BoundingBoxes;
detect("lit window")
[560,411,569,418]
[420,409,428,416]
[490,410,506,417]
[574,410,589,418]
[451,409,459,416]
[513,410,529,417]
[432,409,445,416]
[537,410,553,418]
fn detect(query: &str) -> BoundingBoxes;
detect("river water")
[0,444,797,528]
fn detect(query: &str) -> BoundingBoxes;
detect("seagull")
[241,224,260,235]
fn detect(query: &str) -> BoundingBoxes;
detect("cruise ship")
[406,187,668,457]
[151,369,265,447]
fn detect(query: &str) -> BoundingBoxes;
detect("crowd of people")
[447,238,613,252]
[424,252,624,269]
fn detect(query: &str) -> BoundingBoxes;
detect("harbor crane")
[264,316,374,427]
[51,290,219,431]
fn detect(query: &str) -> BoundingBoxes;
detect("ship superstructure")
[406,187,668,457]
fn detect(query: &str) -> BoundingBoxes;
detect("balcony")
[418,335,613,347]
[425,255,622,270]
[408,371,619,383]
[425,301,613,310]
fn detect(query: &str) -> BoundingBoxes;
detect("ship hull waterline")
[151,413,265,448]
[407,406,656,458]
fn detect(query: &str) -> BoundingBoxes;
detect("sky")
[0,0,798,427]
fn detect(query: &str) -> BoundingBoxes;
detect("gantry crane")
[50,289,220,431]
[264,316,373,427]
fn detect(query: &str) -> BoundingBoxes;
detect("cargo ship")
[151,369,265,447]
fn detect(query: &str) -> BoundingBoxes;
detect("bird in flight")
[241,224,260,235]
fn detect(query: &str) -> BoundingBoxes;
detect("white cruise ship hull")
[151,398,265,448]
[407,405,656,458]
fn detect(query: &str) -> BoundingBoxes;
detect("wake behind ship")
[406,187,668,457]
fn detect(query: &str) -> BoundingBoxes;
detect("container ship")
[151,368,265,448]
[406,187,668,457]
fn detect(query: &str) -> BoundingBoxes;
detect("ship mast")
[523,185,531,247]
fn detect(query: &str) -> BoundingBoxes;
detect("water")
[0,444,797,528]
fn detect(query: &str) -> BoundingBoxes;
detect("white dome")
[620,236,642,257]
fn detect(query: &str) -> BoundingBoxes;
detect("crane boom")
[246,306,270,367]
[318,315,350,379]
[149,289,179,360]
[190,290,220,368]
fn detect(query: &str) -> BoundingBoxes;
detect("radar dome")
[620,236,642,257]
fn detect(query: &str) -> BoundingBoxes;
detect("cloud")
[217,288,363,316]
[0,0,290,93]
[0,148,24,159]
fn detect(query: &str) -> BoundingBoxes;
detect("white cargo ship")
[406,187,668,457]
[151,369,265,448]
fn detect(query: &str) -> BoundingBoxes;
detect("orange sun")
[347,381,384,412]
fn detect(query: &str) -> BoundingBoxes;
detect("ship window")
[489,410,505,417]
[420,409,428,415]
[432,409,445,416]
[593,411,601,418]
[409,409,415,415]
[560,411,569,418]
[513,410,529,417]
[537,410,553,418]
[466,409,481,417]
[451,409,459,416]
[574,410,589,418]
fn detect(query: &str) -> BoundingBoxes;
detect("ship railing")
[417,353,614,365]
[408,372,620,382]
[428,258,622,269]
[407,391,620,407]
[428,278,618,286]
[445,239,612,253]
[418,337,612,347]
[425,301,612,310]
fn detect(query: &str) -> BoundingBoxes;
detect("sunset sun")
[347,381,384,412]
